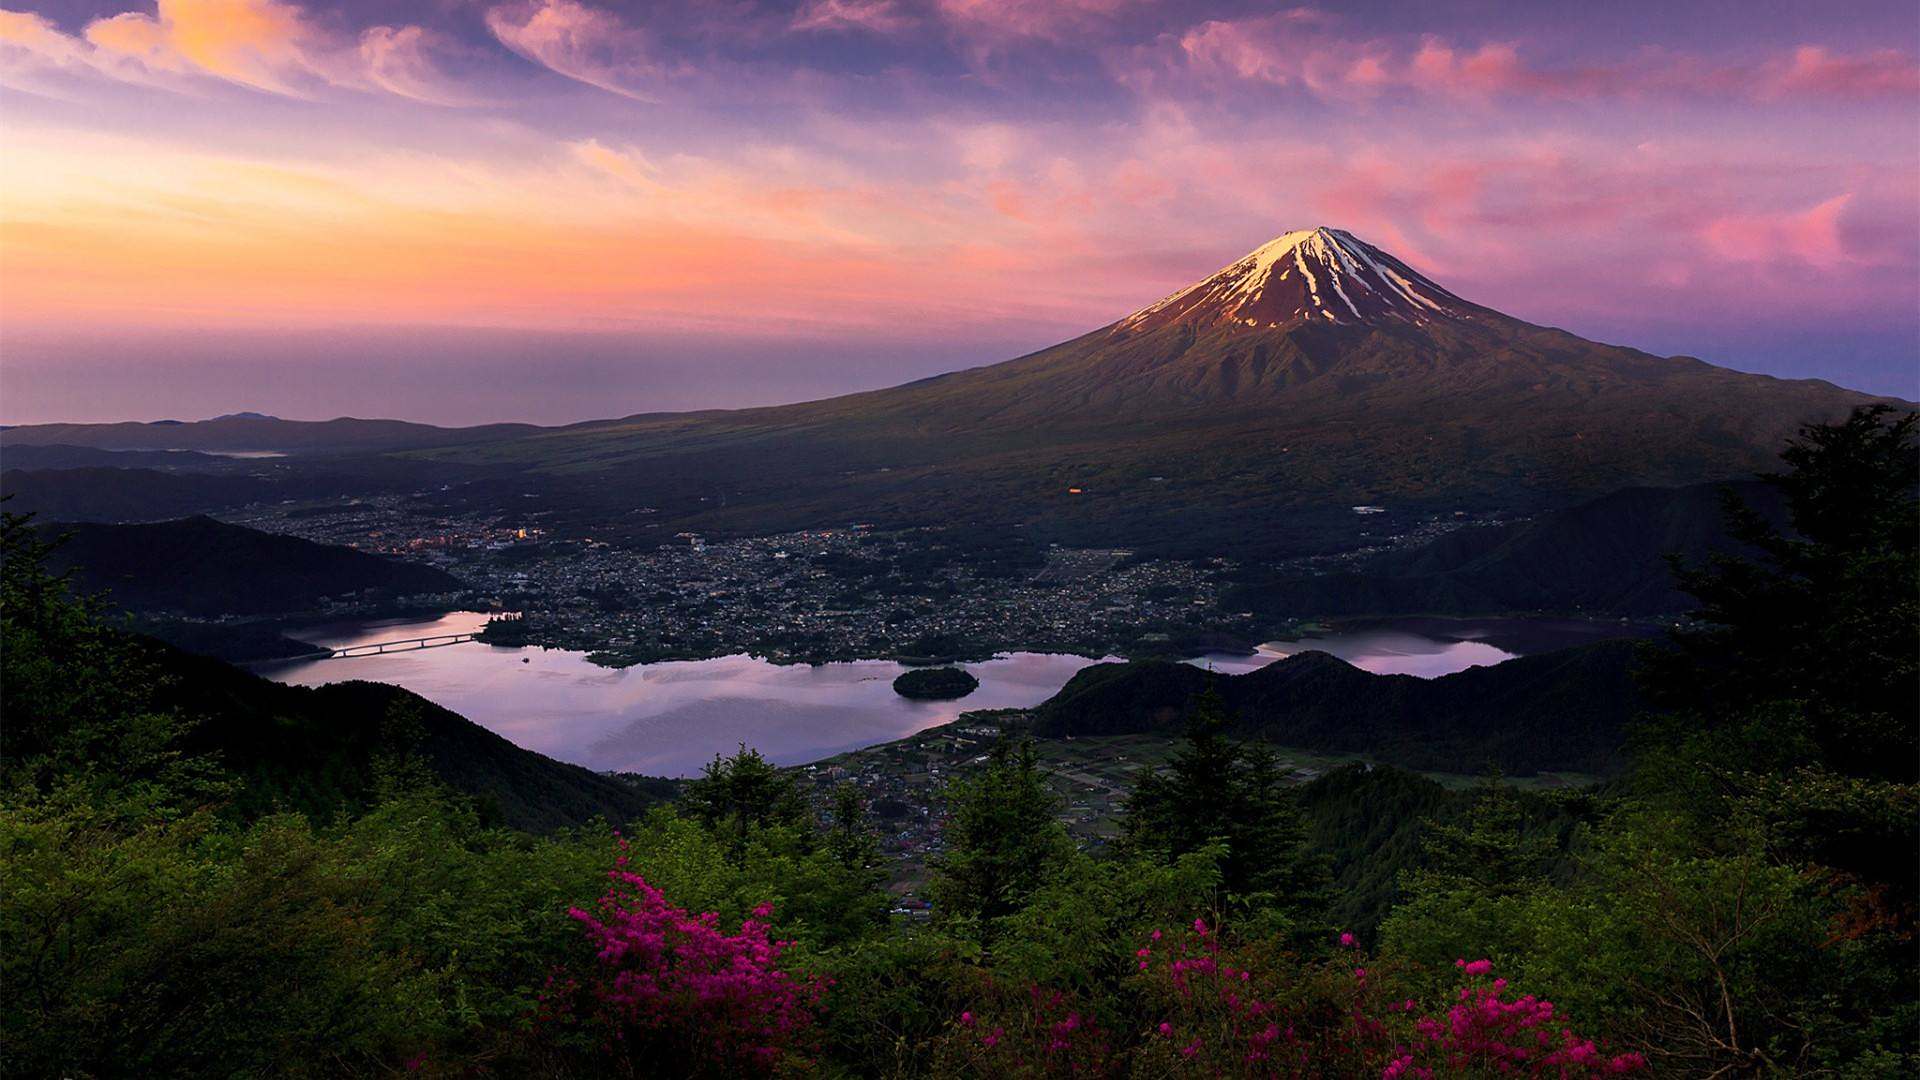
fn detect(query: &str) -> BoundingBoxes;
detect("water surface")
[264,613,1117,777]
[264,613,1644,776]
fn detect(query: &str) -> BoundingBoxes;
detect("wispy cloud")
[1144,13,1920,105]
[0,0,474,102]
[484,0,669,102]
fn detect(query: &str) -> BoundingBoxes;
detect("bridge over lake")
[305,632,479,660]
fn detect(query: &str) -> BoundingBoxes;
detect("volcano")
[1115,227,1474,333]
[403,227,1900,555]
[14,227,1899,557]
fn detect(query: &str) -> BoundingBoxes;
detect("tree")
[1641,404,1917,782]
[0,508,225,817]
[1124,686,1330,930]
[1411,774,1553,900]
[1636,405,1918,918]
[683,744,809,855]
[929,740,1072,935]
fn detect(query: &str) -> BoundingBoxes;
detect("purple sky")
[2,0,1916,425]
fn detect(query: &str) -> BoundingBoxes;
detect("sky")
[2,0,1916,425]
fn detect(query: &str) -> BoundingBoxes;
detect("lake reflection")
[263,613,1642,777]
[261,613,1118,777]
[1191,616,1651,679]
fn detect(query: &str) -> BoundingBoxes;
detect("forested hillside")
[44,515,461,617]
[1035,640,1641,775]
[1228,480,1784,619]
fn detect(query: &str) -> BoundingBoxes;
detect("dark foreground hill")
[149,640,670,831]
[1229,480,1784,619]
[1033,640,1642,775]
[1,467,284,521]
[43,516,460,617]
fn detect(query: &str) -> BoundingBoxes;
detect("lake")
[261,612,1647,777]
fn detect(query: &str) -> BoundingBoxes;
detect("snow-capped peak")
[1115,227,1468,334]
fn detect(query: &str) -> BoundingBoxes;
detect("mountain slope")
[42,516,461,617]
[413,228,1893,556]
[1032,641,1644,776]
[1,467,285,522]
[1228,479,1784,619]
[149,640,671,831]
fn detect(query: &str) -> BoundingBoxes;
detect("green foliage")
[892,666,981,701]
[929,740,1074,937]
[1,511,229,820]
[1643,404,1918,783]
[1381,407,1920,1075]
[1124,686,1331,937]
[684,744,810,854]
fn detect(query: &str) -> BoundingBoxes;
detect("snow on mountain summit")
[1115,227,1470,335]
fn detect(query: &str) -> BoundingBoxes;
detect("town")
[221,492,1489,665]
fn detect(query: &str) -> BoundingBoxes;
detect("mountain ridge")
[7,229,1904,558]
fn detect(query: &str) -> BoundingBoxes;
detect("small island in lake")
[892,666,979,701]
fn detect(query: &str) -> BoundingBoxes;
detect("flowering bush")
[536,838,820,1075]
[931,978,1115,1077]
[1380,959,1646,1078]
[945,922,1645,1078]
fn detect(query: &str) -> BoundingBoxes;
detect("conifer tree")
[930,740,1072,934]
[1124,685,1331,929]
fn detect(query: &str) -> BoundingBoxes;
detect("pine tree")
[1124,685,1331,929]
[1405,774,1550,900]
[929,740,1072,935]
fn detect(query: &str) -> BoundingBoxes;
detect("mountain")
[1228,479,1784,619]
[413,227,1895,558]
[0,415,547,455]
[145,639,671,831]
[42,516,461,618]
[1031,640,1644,776]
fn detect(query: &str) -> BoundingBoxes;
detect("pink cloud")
[791,0,915,36]
[358,26,487,107]
[0,0,474,102]
[1150,16,1920,106]
[937,0,1146,42]
[1702,194,1856,267]
[1766,45,1920,101]
[485,0,668,102]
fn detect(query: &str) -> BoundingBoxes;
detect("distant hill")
[1228,480,1782,619]
[146,640,671,831]
[0,444,235,471]
[1,467,283,521]
[0,414,546,454]
[43,516,460,617]
[1032,641,1643,776]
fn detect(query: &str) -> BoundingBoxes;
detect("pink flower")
[959,1011,973,1026]
[1339,931,1356,947]
[1159,1022,1173,1036]
[1193,917,1208,935]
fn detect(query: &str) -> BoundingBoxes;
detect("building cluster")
[225,495,1251,665]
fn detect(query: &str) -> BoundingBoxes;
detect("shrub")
[534,838,822,1075]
